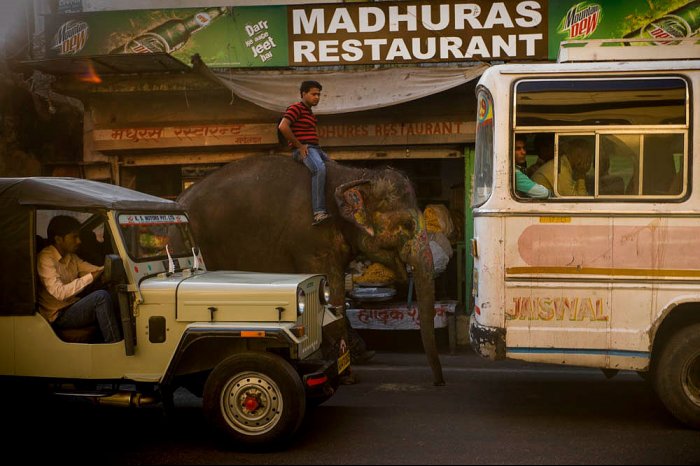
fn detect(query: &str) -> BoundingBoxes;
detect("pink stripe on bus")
[518,224,700,270]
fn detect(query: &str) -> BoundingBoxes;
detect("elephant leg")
[414,272,445,386]
[346,320,369,363]
[327,269,372,366]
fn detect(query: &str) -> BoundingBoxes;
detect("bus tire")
[203,352,306,448]
[653,323,700,429]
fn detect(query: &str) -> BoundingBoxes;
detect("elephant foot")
[433,380,446,387]
[340,371,358,385]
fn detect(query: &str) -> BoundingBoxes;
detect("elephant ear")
[334,180,374,237]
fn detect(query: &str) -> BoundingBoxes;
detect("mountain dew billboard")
[44,0,699,68]
[46,5,289,67]
[549,0,700,59]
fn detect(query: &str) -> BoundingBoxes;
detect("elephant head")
[334,171,446,386]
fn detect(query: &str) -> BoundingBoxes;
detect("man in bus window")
[527,133,554,177]
[532,138,592,197]
[514,134,549,199]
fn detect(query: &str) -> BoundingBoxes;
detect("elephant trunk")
[405,234,445,386]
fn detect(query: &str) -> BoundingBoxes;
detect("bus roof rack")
[558,38,700,63]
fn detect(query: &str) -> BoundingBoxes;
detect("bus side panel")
[503,213,700,370]
[503,215,613,367]
[473,216,506,329]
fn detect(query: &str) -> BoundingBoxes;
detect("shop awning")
[23,53,487,115]
[196,59,489,115]
[19,53,191,76]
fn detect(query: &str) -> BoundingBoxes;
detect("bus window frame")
[510,75,692,203]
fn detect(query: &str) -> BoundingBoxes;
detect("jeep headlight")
[319,278,331,305]
[297,287,306,316]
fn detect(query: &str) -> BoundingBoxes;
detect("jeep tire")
[653,323,700,429]
[203,352,306,447]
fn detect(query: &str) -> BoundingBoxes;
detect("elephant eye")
[401,218,415,232]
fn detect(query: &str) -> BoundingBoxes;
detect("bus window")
[528,135,595,198]
[599,134,638,195]
[514,77,689,201]
[643,134,685,196]
[556,136,595,197]
[515,78,687,127]
[473,89,494,207]
[598,133,686,197]
[513,134,550,200]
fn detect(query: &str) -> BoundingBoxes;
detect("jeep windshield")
[117,213,195,262]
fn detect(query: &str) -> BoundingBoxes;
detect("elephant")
[178,154,445,386]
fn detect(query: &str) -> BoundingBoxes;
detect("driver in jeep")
[37,215,122,343]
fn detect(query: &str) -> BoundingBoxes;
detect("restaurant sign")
[43,0,699,67]
[44,1,548,66]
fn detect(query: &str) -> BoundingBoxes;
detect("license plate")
[337,350,351,374]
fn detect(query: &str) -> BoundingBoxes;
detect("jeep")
[0,177,350,447]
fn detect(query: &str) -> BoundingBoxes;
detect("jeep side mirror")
[103,254,126,284]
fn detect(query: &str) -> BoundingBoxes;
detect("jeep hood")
[140,270,318,322]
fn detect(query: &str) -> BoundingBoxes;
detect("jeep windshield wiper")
[165,245,175,276]
[191,247,200,272]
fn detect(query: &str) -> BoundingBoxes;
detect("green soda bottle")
[624,0,700,40]
[111,7,228,54]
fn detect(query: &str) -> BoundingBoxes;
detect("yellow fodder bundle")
[354,262,396,284]
[424,204,454,236]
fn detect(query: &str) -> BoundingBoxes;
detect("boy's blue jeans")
[292,144,330,214]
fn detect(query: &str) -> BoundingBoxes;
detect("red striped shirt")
[282,102,319,145]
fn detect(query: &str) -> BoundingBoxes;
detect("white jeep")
[0,177,349,447]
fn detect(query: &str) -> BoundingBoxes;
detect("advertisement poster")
[549,0,700,59]
[44,1,699,67]
[230,6,288,67]
[47,7,230,63]
[45,6,288,67]
[44,1,548,66]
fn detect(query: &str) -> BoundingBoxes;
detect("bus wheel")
[654,323,700,429]
[203,352,306,447]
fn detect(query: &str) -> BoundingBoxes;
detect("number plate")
[337,350,351,374]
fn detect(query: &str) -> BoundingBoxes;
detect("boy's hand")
[298,144,309,159]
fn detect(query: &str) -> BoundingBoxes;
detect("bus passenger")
[532,138,592,197]
[514,134,549,199]
[527,133,555,177]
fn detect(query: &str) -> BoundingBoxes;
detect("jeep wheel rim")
[220,371,283,435]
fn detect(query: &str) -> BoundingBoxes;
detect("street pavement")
[8,348,700,465]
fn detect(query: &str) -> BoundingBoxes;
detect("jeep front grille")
[299,285,322,358]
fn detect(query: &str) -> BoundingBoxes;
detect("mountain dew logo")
[52,19,89,55]
[559,2,602,39]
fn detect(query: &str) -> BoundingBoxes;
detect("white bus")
[469,39,700,428]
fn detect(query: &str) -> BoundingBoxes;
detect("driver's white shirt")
[36,245,101,323]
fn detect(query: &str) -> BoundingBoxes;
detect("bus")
[469,39,700,428]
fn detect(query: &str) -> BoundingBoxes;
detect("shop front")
[66,62,482,333]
